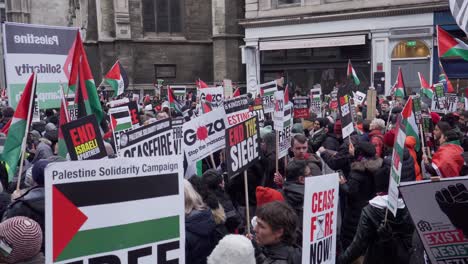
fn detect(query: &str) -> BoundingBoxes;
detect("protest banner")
[399,177,468,264]
[273,91,285,130]
[118,118,178,158]
[66,96,78,121]
[250,98,265,127]
[198,86,224,108]
[387,115,407,216]
[3,22,78,109]
[302,173,339,264]
[338,88,354,139]
[431,83,447,113]
[422,113,435,152]
[172,117,184,156]
[107,99,140,127]
[45,156,185,263]
[32,98,40,122]
[60,115,107,161]
[224,95,251,128]
[225,116,260,177]
[107,97,130,108]
[293,96,310,118]
[353,91,366,106]
[183,107,226,164]
[446,93,459,113]
[310,88,322,118]
[259,81,277,113]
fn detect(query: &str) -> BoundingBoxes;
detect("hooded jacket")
[405,136,422,181]
[431,141,464,178]
[369,129,384,158]
[308,128,327,153]
[186,209,217,264]
[338,196,414,264]
[322,133,341,151]
[340,157,383,250]
[255,242,302,264]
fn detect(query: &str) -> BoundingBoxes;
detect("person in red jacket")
[405,136,422,181]
[369,118,385,158]
[423,121,464,178]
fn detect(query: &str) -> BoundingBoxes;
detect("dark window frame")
[272,0,302,8]
[143,0,184,35]
[155,64,177,79]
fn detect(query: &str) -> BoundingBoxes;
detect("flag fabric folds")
[104,60,129,97]
[347,60,361,86]
[67,31,104,123]
[1,73,37,181]
[437,26,468,61]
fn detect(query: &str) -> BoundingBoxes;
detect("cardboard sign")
[329,89,338,110]
[310,88,322,118]
[399,177,468,264]
[224,95,251,128]
[366,89,377,120]
[388,121,406,216]
[412,95,422,125]
[302,173,339,264]
[45,157,185,263]
[293,96,310,118]
[338,92,354,139]
[183,107,226,163]
[259,81,277,113]
[225,116,260,177]
[108,98,130,108]
[274,104,292,132]
[118,118,177,158]
[109,106,132,133]
[171,86,186,102]
[446,93,459,113]
[198,86,224,108]
[278,123,292,159]
[61,115,107,160]
[353,91,366,105]
[250,98,265,127]
[431,83,447,113]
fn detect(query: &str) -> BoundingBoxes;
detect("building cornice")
[239,2,448,28]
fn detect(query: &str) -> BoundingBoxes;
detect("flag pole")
[275,130,279,173]
[60,82,70,122]
[16,73,37,191]
[243,170,251,234]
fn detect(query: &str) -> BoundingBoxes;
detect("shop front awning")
[258,35,366,51]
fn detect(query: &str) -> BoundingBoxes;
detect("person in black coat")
[184,180,217,264]
[338,160,414,264]
[339,141,383,250]
[376,148,416,184]
[202,169,242,233]
[322,122,341,151]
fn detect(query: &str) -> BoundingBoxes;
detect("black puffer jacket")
[185,209,217,264]
[213,189,242,233]
[376,149,416,184]
[322,133,341,151]
[340,158,383,250]
[282,181,304,245]
[338,200,414,264]
[255,242,302,264]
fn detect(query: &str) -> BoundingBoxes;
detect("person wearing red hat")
[256,187,284,208]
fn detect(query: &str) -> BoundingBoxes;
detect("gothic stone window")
[274,0,301,7]
[142,0,182,34]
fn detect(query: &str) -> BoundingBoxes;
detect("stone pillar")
[6,0,31,23]
[96,0,115,40]
[212,0,244,83]
[243,39,260,96]
[371,30,391,94]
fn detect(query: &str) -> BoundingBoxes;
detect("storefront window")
[392,40,430,59]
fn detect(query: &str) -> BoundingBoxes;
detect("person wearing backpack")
[337,160,414,264]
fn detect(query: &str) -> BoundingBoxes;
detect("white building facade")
[241,0,448,96]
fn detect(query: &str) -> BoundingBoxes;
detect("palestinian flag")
[109,107,132,132]
[58,89,70,158]
[67,31,104,123]
[284,85,290,105]
[437,26,468,61]
[233,87,241,97]
[392,68,406,98]
[0,119,10,135]
[196,79,209,89]
[438,62,455,93]
[347,60,361,86]
[50,173,181,262]
[0,73,36,181]
[401,96,420,152]
[168,87,183,114]
[418,72,433,99]
[104,60,129,97]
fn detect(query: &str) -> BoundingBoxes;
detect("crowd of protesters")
[0,83,465,264]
